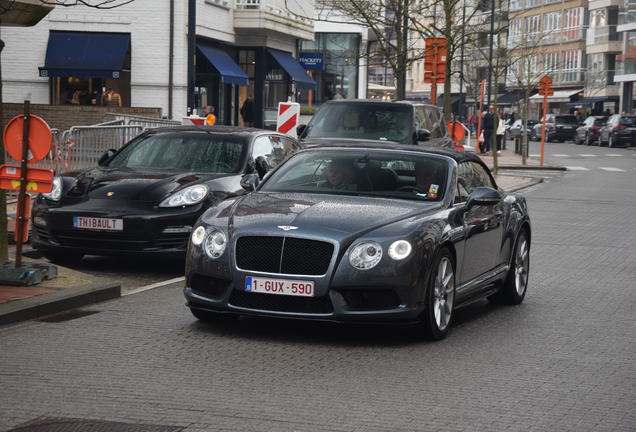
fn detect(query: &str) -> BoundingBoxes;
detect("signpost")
[2,101,54,268]
[475,80,486,154]
[424,38,447,106]
[538,76,553,167]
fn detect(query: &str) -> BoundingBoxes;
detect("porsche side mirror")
[255,156,270,179]
[240,173,260,192]
[98,149,116,166]
[297,124,307,137]
[416,129,431,142]
[466,187,501,209]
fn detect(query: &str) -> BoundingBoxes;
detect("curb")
[0,281,121,326]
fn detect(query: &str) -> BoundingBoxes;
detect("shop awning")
[268,49,317,90]
[436,95,463,107]
[39,31,130,78]
[198,44,249,86]
[567,96,611,109]
[497,90,531,105]
[529,89,583,103]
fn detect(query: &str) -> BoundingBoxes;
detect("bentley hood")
[225,192,440,240]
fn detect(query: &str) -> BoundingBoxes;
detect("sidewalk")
[0,248,120,326]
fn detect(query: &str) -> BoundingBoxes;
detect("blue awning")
[197,44,249,86]
[39,31,130,78]
[268,49,317,90]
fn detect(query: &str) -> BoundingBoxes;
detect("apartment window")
[590,9,607,27]
[509,0,523,11]
[543,12,561,44]
[508,18,521,48]
[562,49,582,83]
[544,0,559,5]
[543,52,559,76]
[525,15,540,35]
[526,0,541,8]
[564,7,584,41]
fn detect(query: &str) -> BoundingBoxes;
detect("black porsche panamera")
[184,142,531,340]
[30,126,301,262]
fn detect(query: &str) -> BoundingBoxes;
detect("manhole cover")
[5,418,183,432]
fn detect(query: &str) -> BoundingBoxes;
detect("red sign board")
[538,75,554,96]
[3,114,53,164]
[424,37,447,67]
[0,165,54,193]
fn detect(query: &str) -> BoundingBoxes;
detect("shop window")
[50,75,130,107]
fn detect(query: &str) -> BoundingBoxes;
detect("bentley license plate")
[245,276,314,297]
[73,216,123,231]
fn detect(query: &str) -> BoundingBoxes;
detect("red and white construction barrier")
[276,102,300,138]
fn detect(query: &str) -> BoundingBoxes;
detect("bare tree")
[0,0,136,263]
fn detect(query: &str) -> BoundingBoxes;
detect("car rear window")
[556,116,578,124]
[619,116,636,126]
[593,118,607,126]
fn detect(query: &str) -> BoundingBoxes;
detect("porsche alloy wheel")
[421,248,455,340]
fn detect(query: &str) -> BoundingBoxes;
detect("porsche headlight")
[42,176,62,201]
[388,240,412,260]
[191,226,206,246]
[349,241,382,270]
[204,230,227,259]
[159,184,208,208]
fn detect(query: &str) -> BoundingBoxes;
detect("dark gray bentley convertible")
[184,143,531,339]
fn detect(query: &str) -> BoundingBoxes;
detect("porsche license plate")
[245,276,314,297]
[73,216,123,231]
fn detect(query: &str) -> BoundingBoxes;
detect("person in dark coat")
[240,97,254,127]
[482,105,495,154]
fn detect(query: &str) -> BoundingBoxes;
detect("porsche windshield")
[305,103,413,142]
[261,150,448,201]
[108,133,246,173]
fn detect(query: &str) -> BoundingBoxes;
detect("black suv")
[532,114,579,142]
[298,100,453,148]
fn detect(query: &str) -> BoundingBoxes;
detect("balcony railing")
[616,59,636,75]
[586,26,620,45]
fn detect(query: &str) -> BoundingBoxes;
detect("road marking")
[606,154,622,157]
[123,276,185,296]
[552,154,568,157]
[565,166,590,171]
[530,154,540,157]
[579,154,596,157]
[599,167,626,172]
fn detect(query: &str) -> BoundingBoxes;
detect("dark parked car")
[574,116,607,145]
[184,142,531,340]
[297,100,453,148]
[532,114,579,142]
[31,126,301,262]
[598,114,636,147]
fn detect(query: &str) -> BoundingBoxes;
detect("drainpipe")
[168,0,174,119]
[187,0,196,115]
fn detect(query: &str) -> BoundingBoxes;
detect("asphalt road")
[1,143,635,431]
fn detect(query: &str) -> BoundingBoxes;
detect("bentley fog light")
[349,241,382,270]
[204,230,227,259]
[388,240,412,260]
[159,184,208,207]
[191,226,206,246]
[42,176,62,201]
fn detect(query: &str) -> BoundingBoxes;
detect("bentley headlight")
[159,184,208,208]
[42,176,62,201]
[191,226,206,246]
[349,241,382,270]
[388,240,412,260]
[204,230,227,259]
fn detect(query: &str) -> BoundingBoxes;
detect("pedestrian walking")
[496,107,506,152]
[468,112,476,133]
[203,105,216,126]
[482,105,495,154]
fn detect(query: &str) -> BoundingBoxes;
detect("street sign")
[0,165,54,193]
[424,37,447,68]
[3,114,52,163]
[276,102,300,138]
[538,75,554,96]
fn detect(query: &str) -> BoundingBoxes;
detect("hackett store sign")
[299,53,323,70]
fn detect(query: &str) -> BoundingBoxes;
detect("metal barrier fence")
[104,112,180,129]
[63,125,144,171]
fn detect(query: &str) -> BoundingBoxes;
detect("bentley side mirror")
[98,149,116,166]
[416,129,431,142]
[240,173,260,192]
[297,124,307,137]
[465,187,501,210]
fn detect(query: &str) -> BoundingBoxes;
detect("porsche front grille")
[235,236,334,276]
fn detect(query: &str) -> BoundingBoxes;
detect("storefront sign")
[299,53,323,71]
